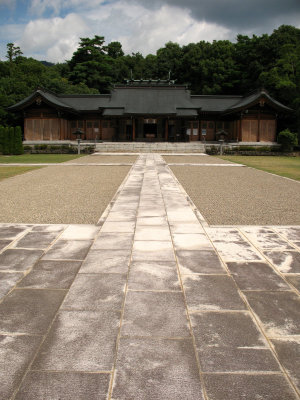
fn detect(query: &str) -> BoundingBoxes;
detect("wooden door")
[190,121,199,141]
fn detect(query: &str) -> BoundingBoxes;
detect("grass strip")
[217,155,300,181]
[0,166,43,181]
[0,154,85,163]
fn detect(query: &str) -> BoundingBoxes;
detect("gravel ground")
[0,165,131,224]
[163,155,234,164]
[66,155,138,164]
[170,165,300,225]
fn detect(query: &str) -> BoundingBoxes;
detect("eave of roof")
[7,89,75,112]
[224,90,293,114]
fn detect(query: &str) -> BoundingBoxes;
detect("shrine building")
[8,80,292,143]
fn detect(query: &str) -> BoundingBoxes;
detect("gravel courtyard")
[167,156,300,225]
[0,164,131,224]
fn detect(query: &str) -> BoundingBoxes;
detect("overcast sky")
[0,0,299,63]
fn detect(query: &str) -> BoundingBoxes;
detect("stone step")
[95,142,206,153]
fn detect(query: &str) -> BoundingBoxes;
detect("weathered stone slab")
[203,373,298,400]
[199,347,279,372]
[0,289,65,334]
[177,250,225,274]
[93,233,134,250]
[190,312,267,348]
[135,225,171,241]
[264,251,300,273]
[132,241,175,262]
[137,207,166,218]
[285,274,300,291]
[59,224,100,240]
[32,310,118,371]
[191,312,278,372]
[183,275,246,311]
[136,216,168,226]
[172,233,212,250]
[241,227,294,250]
[0,272,23,298]
[14,232,59,249]
[169,222,205,234]
[0,249,43,271]
[62,273,126,311]
[80,249,131,274]
[42,240,92,260]
[17,260,82,289]
[275,227,300,242]
[105,210,137,222]
[31,224,65,233]
[0,224,29,239]
[271,338,300,392]
[122,291,190,337]
[0,239,12,251]
[111,338,204,400]
[128,261,180,291]
[15,371,110,400]
[227,261,289,290]
[101,221,136,233]
[244,291,300,336]
[0,334,41,400]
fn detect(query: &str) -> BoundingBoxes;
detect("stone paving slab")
[0,154,300,399]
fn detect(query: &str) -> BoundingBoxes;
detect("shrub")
[277,129,298,152]
[14,126,24,155]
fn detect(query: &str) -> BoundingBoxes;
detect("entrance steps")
[94,142,206,153]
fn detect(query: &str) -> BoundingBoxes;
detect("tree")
[107,41,124,59]
[68,36,115,92]
[6,43,23,62]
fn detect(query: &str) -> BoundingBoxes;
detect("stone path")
[0,153,299,399]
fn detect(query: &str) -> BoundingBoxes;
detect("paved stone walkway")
[0,154,300,399]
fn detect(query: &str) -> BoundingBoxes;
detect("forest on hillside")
[0,25,299,133]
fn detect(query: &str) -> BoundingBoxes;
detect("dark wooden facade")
[9,84,291,143]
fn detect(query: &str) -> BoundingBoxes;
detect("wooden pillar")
[132,118,136,141]
[238,115,242,142]
[165,118,168,142]
[257,110,261,142]
[99,119,102,141]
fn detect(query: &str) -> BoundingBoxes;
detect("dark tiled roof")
[191,95,242,112]
[109,86,198,115]
[8,86,292,116]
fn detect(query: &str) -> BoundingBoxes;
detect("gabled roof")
[8,86,292,117]
[224,89,292,114]
[107,85,198,116]
[8,89,74,112]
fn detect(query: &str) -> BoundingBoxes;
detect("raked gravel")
[163,155,234,164]
[66,155,138,164]
[170,164,300,225]
[0,164,131,224]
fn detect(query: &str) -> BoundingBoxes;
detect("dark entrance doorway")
[144,119,157,141]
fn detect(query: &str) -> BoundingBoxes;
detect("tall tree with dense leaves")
[6,43,23,62]
[68,35,115,92]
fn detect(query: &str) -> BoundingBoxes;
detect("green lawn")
[0,166,42,181]
[0,154,85,163]
[217,155,300,181]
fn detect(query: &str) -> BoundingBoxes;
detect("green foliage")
[6,43,23,62]
[0,126,23,155]
[14,126,24,155]
[277,129,298,151]
[1,25,299,133]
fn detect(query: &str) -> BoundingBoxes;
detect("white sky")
[0,0,299,62]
